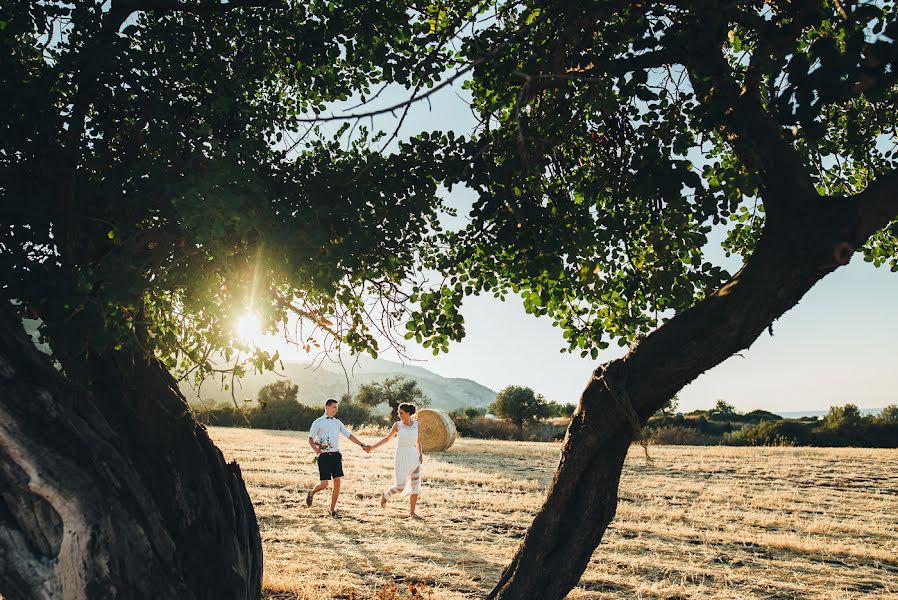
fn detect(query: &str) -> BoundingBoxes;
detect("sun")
[235,312,262,344]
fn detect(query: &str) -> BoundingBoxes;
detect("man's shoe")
[330,510,341,519]
[306,491,314,507]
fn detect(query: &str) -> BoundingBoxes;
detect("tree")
[355,376,430,422]
[333,392,373,427]
[877,405,898,424]
[465,406,484,419]
[656,395,681,417]
[364,2,898,598]
[491,385,552,428]
[256,380,299,410]
[1,1,456,596]
[823,404,865,430]
[544,400,575,418]
[710,400,738,418]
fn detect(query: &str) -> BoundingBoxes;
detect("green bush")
[334,400,372,427]
[193,402,247,427]
[646,426,717,445]
[726,420,815,446]
[249,398,319,431]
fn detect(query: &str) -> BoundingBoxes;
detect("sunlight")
[236,312,262,344]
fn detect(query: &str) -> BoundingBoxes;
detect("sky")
[263,78,898,414]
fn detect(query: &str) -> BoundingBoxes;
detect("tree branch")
[849,169,898,243]
[685,21,817,213]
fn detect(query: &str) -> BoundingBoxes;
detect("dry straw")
[416,408,456,452]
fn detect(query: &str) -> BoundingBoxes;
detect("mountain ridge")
[182,356,497,413]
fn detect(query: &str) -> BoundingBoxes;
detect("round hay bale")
[416,408,456,452]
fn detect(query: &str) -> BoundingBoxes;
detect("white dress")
[383,421,421,499]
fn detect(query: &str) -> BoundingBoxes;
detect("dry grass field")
[208,427,898,600]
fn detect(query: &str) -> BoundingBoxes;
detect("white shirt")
[309,415,351,453]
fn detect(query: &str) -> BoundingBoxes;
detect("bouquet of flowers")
[312,439,332,464]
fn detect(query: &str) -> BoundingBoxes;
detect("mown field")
[209,427,898,599]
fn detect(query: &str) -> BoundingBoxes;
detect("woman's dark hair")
[398,403,416,416]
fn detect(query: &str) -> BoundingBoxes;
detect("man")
[306,398,370,517]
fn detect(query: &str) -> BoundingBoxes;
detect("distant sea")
[778,408,886,419]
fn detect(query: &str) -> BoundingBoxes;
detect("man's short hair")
[325,398,339,407]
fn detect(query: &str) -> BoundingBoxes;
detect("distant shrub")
[646,426,717,446]
[726,420,815,446]
[249,398,319,431]
[333,399,372,427]
[193,402,247,427]
[457,416,520,440]
[544,400,575,418]
[646,414,735,436]
[451,415,567,442]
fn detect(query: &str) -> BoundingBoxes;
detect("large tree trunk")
[488,196,895,598]
[0,301,262,600]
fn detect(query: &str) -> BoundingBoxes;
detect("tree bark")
[488,195,897,599]
[0,301,262,600]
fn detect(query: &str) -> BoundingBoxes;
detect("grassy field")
[209,427,898,599]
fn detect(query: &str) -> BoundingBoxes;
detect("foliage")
[822,403,865,430]
[877,404,898,424]
[354,376,430,421]
[370,1,898,359]
[193,401,248,428]
[544,400,576,418]
[725,420,815,447]
[257,380,299,410]
[710,400,737,418]
[465,406,486,419]
[334,393,375,428]
[490,385,551,428]
[645,426,717,446]
[193,383,372,430]
[655,395,680,417]
[247,398,320,431]
[726,405,898,448]
[0,0,469,385]
[452,415,566,442]
[646,405,898,448]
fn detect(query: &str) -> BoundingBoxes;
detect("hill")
[182,355,496,413]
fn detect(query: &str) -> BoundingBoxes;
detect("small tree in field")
[710,400,738,419]
[355,376,430,422]
[823,404,865,430]
[491,386,552,429]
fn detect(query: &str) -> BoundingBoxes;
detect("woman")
[369,403,424,519]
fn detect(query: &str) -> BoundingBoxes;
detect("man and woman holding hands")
[306,398,424,519]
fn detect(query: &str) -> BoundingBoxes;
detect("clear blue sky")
[301,80,898,414]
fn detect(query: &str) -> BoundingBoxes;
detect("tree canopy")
[491,385,551,428]
[1,0,467,387]
[355,375,430,421]
[390,1,898,360]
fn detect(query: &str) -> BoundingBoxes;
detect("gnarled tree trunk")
[0,301,262,600]
[488,192,898,599]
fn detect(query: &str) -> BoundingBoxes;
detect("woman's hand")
[418,454,423,464]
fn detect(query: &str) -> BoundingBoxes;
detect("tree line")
[643,401,898,448]
[193,375,432,431]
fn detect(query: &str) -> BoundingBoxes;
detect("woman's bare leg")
[409,494,422,519]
